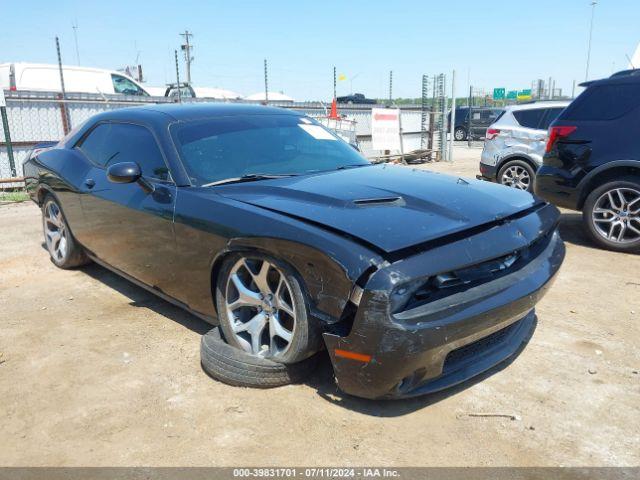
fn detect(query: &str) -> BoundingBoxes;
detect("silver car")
[478,101,570,191]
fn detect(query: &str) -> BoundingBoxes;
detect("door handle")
[84,179,96,189]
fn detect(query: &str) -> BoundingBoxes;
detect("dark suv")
[535,70,640,252]
[449,107,503,141]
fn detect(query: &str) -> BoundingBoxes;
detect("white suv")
[478,101,570,191]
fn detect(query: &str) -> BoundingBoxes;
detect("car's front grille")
[398,230,553,312]
[442,319,521,374]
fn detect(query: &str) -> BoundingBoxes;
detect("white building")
[245,91,294,102]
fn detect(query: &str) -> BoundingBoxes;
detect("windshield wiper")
[336,163,371,170]
[202,173,298,187]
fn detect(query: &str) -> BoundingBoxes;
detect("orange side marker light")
[334,349,372,363]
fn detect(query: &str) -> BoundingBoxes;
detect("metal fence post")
[448,70,456,162]
[333,66,336,99]
[56,36,71,134]
[467,85,473,148]
[0,90,16,177]
[174,50,182,103]
[440,74,447,161]
[264,59,269,104]
[398,107,406,165]
[429,75,436,160]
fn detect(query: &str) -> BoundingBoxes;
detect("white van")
[0,62,150,96]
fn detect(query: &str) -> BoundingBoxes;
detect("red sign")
[373,113,398,121]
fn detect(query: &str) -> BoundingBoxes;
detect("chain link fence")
[0,90,443,201]
[0,91,167,182]
[453,86,501,149]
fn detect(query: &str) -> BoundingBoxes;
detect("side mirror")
[107,162,141,184]
[107,162,155,193]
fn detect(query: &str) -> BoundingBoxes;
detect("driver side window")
[77,123,171,181]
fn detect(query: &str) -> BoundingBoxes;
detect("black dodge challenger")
[24,104,565,399]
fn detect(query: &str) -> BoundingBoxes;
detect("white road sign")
[371,108,401,151]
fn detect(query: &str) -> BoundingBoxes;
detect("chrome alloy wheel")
[43,201,68,262]
[591,187,640,243]
[225,258,296,358]
[501,165,531,190]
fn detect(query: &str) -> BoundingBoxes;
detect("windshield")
[170,114,369,186]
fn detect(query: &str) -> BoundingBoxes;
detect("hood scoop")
[353,196,404,207]
[216,163,538,253]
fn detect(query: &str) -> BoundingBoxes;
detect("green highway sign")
[493,88,533,101]
[493,88,506,100]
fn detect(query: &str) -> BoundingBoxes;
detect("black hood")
[216,164,541,253]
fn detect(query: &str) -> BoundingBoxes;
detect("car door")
[74,122,178,289]
[469,108,482,138]
[454,108,468,131]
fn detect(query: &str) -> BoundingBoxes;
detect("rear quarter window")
[77,123,113,166]
[563,83,640,121]
[513,109,545,129]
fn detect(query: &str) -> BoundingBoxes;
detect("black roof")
[61,103,304,150]
[98,103,301,123]
[581,69,640,87]
[143,103,300,120]
[609,69,640,79]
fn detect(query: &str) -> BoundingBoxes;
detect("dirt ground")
[1,146,639,467]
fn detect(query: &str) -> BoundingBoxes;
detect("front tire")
[200,327,318,388]
[582,177,640,252]
[42,195,90,268]
[498,160,535,192]
[215,253,321,364]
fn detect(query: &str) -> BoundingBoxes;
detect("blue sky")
[1,0,638,100]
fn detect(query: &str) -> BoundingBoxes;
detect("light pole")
[585,1,597,81]
[72,20,80,65]
[350,73,360,94]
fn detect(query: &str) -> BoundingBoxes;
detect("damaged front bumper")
[323,204,565,399]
